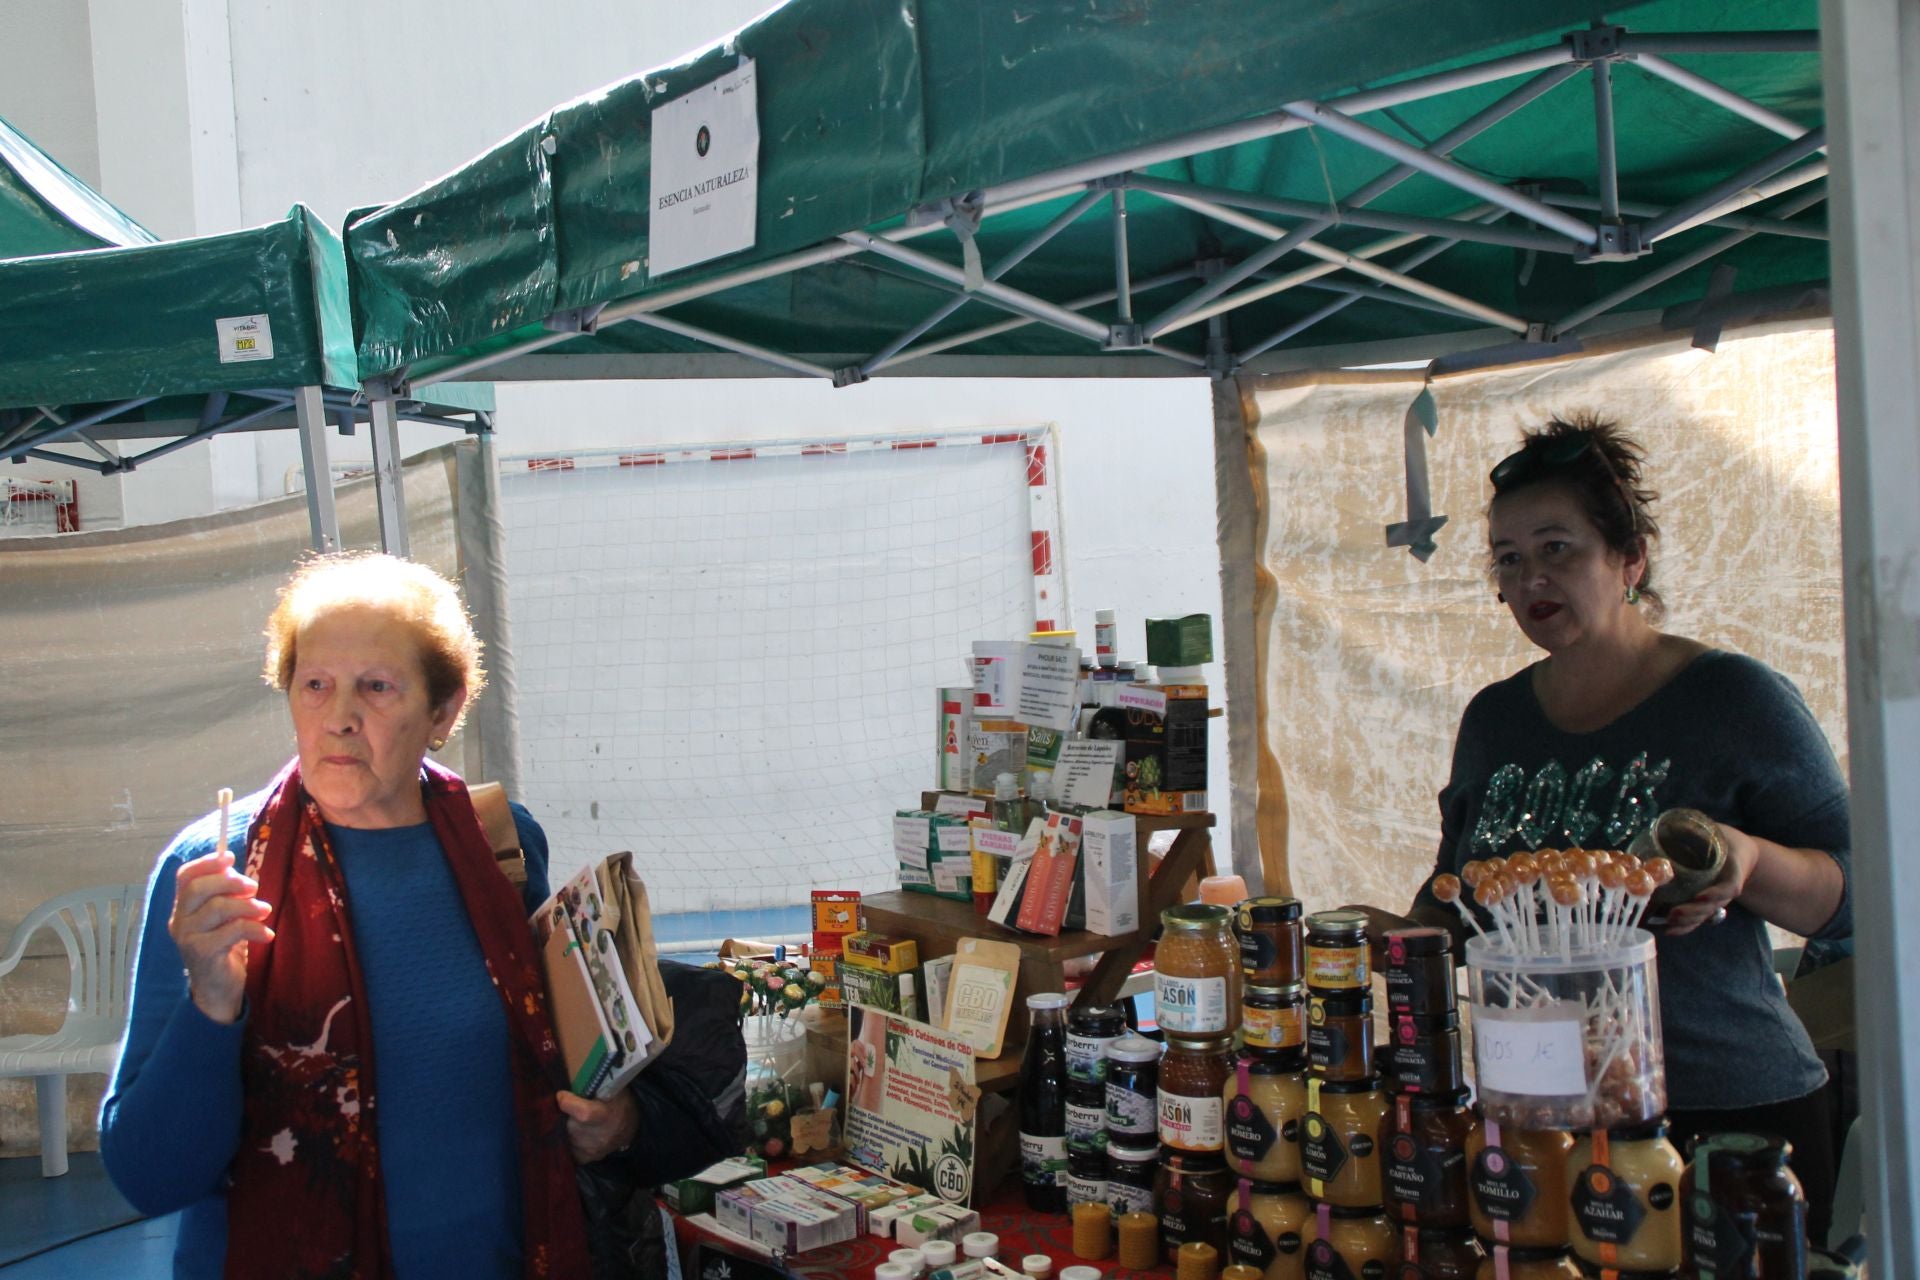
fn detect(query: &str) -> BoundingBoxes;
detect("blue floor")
[0,1152,172,1277]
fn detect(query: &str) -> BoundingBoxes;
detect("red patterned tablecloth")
[674,1183,1181,1279]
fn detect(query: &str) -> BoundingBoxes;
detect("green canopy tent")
[0,118,490,551]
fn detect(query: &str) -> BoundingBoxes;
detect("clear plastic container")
[1464,931,1665,1131]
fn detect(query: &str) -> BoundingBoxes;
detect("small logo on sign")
[696,124,711,157]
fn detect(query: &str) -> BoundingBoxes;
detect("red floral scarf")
[224,758,588,1279]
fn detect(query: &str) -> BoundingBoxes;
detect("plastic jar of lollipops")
[1464,931,1665,1131]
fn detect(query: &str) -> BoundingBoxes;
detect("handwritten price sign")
[1474,1013,1588,1095]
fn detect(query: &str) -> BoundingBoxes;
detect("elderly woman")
[1385,415,1851,1230]
[102,553,726,1279]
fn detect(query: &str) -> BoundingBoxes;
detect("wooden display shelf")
[859,803,1216,1090]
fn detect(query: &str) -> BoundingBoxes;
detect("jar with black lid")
[1160,1035,1235,1155]
[1382,1089,1474,1229]
[1398,1226,1483,1280]
[1068,1143,1109,1210]
[1382,1009,1463,1095]
[1105,1035,1163,1149]
[1565,1117,1683,1273]
[1157,1151,1235,1261]
[1238,896,1305,986]
[1383,928,1454,1016]
[1681,1132,1806,1280]
[1106,1139,1159,1217]
[1308,989,1374,1082]
[1224,1047,1309,1184]
[1067,1078,1109,1154]
[1466,1111,1575,1249]
[1305,910,1370,991]
[1244,983,1308,1053]
[1303,1077,1391,1208]
[1068,1003,1130,1085]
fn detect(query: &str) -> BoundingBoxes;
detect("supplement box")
[1120,681,1209,815]
[892,1200,983,1248]
[782,1162,915,1227]
[716,1177,861,1254]
[1145,613,1215,666]
[937,687,974,792]
[893,810,974,901]
[663,1155,767,1217]
[1078,809,1140,936]
[866,1192,950,1239]
[843,932,920,974]
[810,890,860,956]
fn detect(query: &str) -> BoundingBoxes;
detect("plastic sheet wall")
[0,441,496,1155]
[1238,319,1845,917]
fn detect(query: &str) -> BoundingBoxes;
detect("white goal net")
[499,429,1060,939]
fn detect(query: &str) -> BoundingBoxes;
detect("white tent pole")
[1592,56,1622,223]
[1631,53,1824,145]
[367,395,410,557]
[1640,130,1829,241]
[293,385,340,553]
[879,267,1200,371]
[1112,187,1134,326]
[839,231,1113,343]
[624,313,837,379]
[1821,0,1920,1273]
[1537,191,1827,240]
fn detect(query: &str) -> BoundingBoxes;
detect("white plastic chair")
[0,883,144,1176]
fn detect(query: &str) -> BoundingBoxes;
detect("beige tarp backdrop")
[1240,319,1846,917]
[0,439,508,1156]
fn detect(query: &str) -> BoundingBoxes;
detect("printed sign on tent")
[649,59,760,275]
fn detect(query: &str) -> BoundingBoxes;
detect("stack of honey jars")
[1379,927,1482,1280]
[1151,904,1241,1265]
[1224,898,1311,1280]
[1298,910,1395,1280]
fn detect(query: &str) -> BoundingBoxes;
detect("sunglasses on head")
[1489,433,1597,491]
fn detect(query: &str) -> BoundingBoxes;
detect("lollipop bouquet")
[712,958,837,1159]
[1433,849,1672,1130]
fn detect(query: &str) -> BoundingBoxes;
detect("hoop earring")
[1625,585,1640,606]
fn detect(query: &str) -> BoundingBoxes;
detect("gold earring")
[429,737,447,751]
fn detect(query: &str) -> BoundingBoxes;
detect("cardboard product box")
[1079,810,1140,936]
[717,1177,861,1254]
[1120,682,1209,815]
[663,1156,768,1217]
[839,963,917,1020]
[843,932,920,974]
[893,1201,983,1249]
[892,811,974,900]
[937,687,974,793]
[783,1162,916,1224]
[806,952,844,1010]
[967,719,1026,800]
[1014,810,1084,936]
[867,1192,950,1239]
[1145,613,1215,666]
[714,1178,781,1241]
[811,890,860,956]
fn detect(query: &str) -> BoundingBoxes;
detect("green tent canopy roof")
[343,0,1827,389]
[0,115,156,259]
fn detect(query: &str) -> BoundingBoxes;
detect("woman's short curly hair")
[1489,411,1665,622]
[263,552,486,730]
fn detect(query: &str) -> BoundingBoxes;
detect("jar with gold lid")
[1244,983,1308,1053]
[1303,1203,1395,1280]
[1229,1179,1312,1280]
[1305,910,1370,992]
[1158,904,1242,1037]
[1565,1120,1683,1273]
[1238,896,1305,986]
[1161,1035,1236,1155]
[1302,1077,1391,1209]
[1382,1089,1474,1229]
[1466,1112,1575,1249]
[1224,1048,1308,1183]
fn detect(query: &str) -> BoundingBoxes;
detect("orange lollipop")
[1460,860,1489,888]
[1568,848,1601,879]
[1643,857,1676,886]
[1506,852,1539,884]
[1597,861,1629,892]
[1548,876,1583,908]
[1474,878,1506,909]
[1432,873,1463,904]
[1624,867,1656,898]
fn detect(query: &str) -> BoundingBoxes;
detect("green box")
[1145,613,1214,666]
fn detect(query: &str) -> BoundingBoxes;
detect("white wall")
[2,0,103,189]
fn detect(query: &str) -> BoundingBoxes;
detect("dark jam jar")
[1308,989,1374,1082]
[1383,1089,1475,1230]
[1383,928,1454,1016]
[1067,1078,1110,1154]
[1238,896,1305,986]
[1398,1226,1483,1280]
[1068,1003,1130,1085]
[1681,1133,1806,1280]
[1107,1140,1160,1217]
[1105,1035,1164,1149]
[1382,1010,1463,1096]
[1068,1143,1109,1210]
[1156,1151,1234,1262]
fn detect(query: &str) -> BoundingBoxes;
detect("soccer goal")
[0,478,79,535]
[499,428,1065,950]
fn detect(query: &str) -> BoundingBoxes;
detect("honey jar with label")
[1308,989,1375,1082]
[1304,1203,1396,1280]
[1229,1179,1313,1280]
[1225,1048,1308,1184]
[1161,1035,1236,1156]
[1245,983,1308,1052]
[1238,896,1305,986]
[1564,1120,1683,1273]
[1158,1152,1235,1262]
[1466,1113,1575,1249]
[1398,1226,1484,1280]
[1305,910,1371,992]
[1159,904,1243,1036]
[1383,1089,1475,1229]
[1302,1077,1391,1209]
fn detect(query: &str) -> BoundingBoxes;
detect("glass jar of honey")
[1382,1009,1463,1096]
[1303,1077,1391,1208]
[1383,927,1454,1016]
[1229,1180,1312,1280]
[1304,1204,1395,1280]
[1308,989,1374,1082]
[1565,1120,1683,1273]
[1305,910,1370,991]
[1400,1227,1483,1280]
[1466,1113,1575,1249]
[1681,1132,1807,1280]
[1159,904,1242,1036]
[1158,1151,1235,1262]
[1238,896,1305,986]
[1161,1035,1236,1155]
[1224,1049,1308,1184]
[1383,1089,1475,1229]
[1244,983,1308,1052]
[1474,1245,1579,1280]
